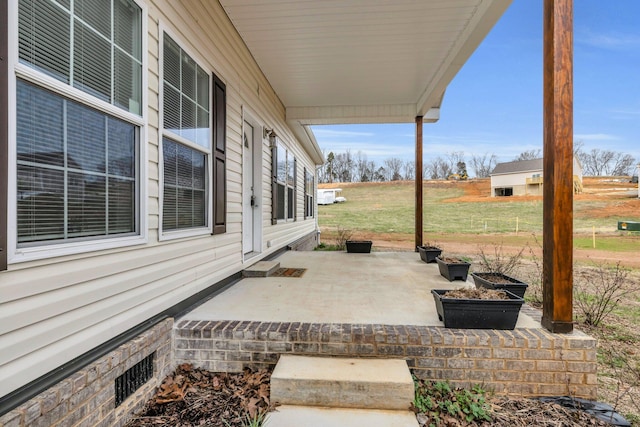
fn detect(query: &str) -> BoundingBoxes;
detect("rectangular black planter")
[435,257,470,281]
[346,240,372,253]
[417,246,442,263]
[431,289,525,329]
[471,272,528,298]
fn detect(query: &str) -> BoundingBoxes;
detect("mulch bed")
[126,365,616,427]
[125,364,271,427]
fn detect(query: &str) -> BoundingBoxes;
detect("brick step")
[266,405,419,427]
[270,355,414,410]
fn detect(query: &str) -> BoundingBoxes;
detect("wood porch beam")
[415,116,423,251]
[542,0,574,333]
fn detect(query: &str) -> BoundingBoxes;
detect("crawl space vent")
[115,352,155,407]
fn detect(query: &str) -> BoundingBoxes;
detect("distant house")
[490,158,583,197]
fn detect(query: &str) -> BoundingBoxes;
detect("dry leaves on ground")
[125,364,271,427]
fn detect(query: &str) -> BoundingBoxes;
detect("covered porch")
[176,250,597,399]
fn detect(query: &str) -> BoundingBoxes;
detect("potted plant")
[435,256,471,281]
[346,240,373,253]
[471,244,528,297]
[431,288,524,329]
[417,242,442,263]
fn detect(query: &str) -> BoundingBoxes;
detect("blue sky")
[311,0,640,168]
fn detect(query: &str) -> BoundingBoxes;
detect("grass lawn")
[318,181,640,248]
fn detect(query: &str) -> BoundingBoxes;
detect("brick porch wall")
[174,315,597,399]
[0,319,173,427]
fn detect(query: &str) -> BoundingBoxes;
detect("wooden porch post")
[415,116,423,250]
[542,0,574,333]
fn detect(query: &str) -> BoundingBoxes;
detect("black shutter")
[1,0,8,270]
[293,158,297,221]
[212,73,226,234]
[271,137,278,225]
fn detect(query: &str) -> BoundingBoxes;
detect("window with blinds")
[161,33,210,232]
[304,169,314,218]
[15,0,142,248]
[274,143,296,222]
[18,0,143,115]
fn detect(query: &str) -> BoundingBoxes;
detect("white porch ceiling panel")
[220,0,512,125]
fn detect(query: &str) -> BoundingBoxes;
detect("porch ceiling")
[220,0,512,127]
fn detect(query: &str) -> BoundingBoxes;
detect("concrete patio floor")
[182,251,540,329]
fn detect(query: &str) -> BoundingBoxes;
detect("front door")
[242,121,255,254]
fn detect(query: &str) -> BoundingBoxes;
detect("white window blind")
[161,33,210,232]
[17,80,137,244]
[18,0,142,115]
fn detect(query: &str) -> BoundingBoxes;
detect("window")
[161,33,211,233]
[18,0,143,115]
[14,0,142,253]
[272,140,296,222]
[304,168,314,218]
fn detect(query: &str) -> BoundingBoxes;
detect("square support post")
[542,0,574,333]
[415,116,423,250]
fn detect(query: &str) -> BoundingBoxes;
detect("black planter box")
[417,246,442,263]
[431,289,525,329]
[471,272,528,298]
[435,257,470,281]
[346,240,372,253]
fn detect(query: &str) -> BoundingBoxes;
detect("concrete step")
[270,355,414,410]
[266,405,419,427]
[242,260,280,277]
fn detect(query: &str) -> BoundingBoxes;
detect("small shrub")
[476,242,524,276]
[412,377,491,425]
[574,261,635,327]
[334,226,353,250]
[224,410,269,427]
[523,234,543,306]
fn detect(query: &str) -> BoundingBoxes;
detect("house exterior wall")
[490,170,542,197]
[1,0,318,407]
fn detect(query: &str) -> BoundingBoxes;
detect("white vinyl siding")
[1,0,319,399]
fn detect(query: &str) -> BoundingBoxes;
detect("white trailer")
[317,188,346,205]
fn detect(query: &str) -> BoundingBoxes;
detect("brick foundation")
[174,316,597,399]
[0,319,173,427]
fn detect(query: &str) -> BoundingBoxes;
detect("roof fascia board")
[416,0,513,117]
[286,103,439,125]
[287,120,325,165]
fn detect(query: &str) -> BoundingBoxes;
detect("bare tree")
[610,153,636,176]
[470,153,498,178]
[578,148,635,176]
[354,151,375,182]
[332,150,354,182]
[513,149,542,161]
[403,160,415,180]
[384,157,404,181]
[425,156,451,179]
[445,151,465,174]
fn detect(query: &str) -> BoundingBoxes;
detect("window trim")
[272,138,297,224]
[158,25,213,241]
[304,167,315,219]
[7,0,148,264]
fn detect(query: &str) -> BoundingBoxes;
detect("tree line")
[318,142,637,183]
